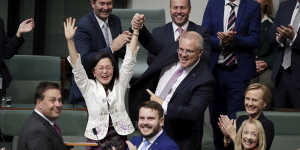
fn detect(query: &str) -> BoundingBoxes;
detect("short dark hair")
[34,82,60,104]
[139,101,164,119]
[89,51,119,90]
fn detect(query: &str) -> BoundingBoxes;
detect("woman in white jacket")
[64,17,139,150]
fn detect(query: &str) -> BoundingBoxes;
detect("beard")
[139,123,161,139]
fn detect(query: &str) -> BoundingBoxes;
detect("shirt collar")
[261,15,273,23]
[94,13,109,28]
[34,109,54,126]
[225,0,240,7]
[172,21,189,33]
[142,129,164,145]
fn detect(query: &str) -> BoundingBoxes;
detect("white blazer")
[70,46,136,140]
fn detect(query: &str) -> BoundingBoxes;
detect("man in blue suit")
[129,31,215,150]
[126,101,179,150]
[270,0,300,108]
[69,0,131,105]
[131,0,210,65]
[202,0,260,149]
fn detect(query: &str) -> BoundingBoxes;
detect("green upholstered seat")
[5,55,61,104]
[236,111,300,150]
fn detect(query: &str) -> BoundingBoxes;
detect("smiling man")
[130,0,210,65]
[17,82,66,150]
[69,0,131,106]
[126,101,179,150]
[129,31,215,150]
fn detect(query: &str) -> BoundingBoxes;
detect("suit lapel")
[218,0,225,31]
[33,112,64,143]
[89,12,108,46]
[167,23,175,43]
[108,15,119,39]
[283,0,297,26]
[171,60,202,99]
[149,131,166,150]
[236,0,247,32]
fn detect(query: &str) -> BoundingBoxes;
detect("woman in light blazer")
[64,17,139,150]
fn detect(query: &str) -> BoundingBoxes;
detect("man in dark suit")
[129,31,215,150]
[131,0,210,65]
[202,0,260,149]
[69,0,131,105]
[126,101,179,150]
[0,17,34,96]
[17,82,66,150]
[271,0,300,108]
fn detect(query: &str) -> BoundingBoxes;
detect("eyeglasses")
[177,48,197,55]
[94,66,113,72]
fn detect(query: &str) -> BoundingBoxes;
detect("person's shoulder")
[157,132,180,149]
[152,22,172,33]
[77,12,94,26]
[244,0,260,8]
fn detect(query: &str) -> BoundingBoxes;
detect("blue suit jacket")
[130,131,179,150]
[0,17,24,89]
[202,0,260,80]
[129,48,215,150]
[69,12,125,104]
[270,0,300,87]
[137,21,211,65]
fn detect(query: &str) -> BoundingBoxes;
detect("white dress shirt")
[223,0,240,32]
[172,21,189,41]
[34,109,54,126]
[155,60,200,114]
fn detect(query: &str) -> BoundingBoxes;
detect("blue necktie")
[140,140,150,150]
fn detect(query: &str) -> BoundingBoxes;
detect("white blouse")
[69,45,136,140]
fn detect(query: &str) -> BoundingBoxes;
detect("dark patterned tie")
[54,121,62,136]
[222,2,237,68]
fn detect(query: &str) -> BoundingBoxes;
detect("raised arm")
[64,17,79,65]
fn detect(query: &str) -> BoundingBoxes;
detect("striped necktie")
[221,2,238,68]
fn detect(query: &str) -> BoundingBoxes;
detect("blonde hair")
[235,119,266,150]
[245,83,272,107]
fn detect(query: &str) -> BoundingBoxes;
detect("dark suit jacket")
[69,12,125,104]
[129,49,215,150]
[130,131,179,150]
[17,111,66,150]
[137,21,211,65]
[0,17,24,89]
[271,0,300,87]
[202,0,260,80]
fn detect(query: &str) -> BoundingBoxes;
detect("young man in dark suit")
[17,82,66,150]
[126,101,179,150]
[69,0,132,105]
